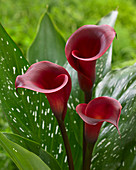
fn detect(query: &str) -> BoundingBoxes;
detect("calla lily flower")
[65,25,116,98]
[15,61,71,120]
[76,96,122,143]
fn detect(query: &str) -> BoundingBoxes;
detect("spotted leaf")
[91,65,136,169]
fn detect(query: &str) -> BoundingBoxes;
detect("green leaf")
[4,133,61,170]
[91,65,136,169]
[0,132,50,170]
[0,22,81,169]
[0,10,118,170]
[27,12,66,66]
[97,10,118,27]
[93,10,118,96]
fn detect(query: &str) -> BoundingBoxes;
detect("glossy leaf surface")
[0,19,81,170]
[93,10,118,96]
[91,65,136,169]
[4,133,61,170]
[0,11,121,170]
[0,132,50,170]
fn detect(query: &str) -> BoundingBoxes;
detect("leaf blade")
[27,12,66,65]
[4,133,61,170]
[0,132,50,170]
[92,65,136,169]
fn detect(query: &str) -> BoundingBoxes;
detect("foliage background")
[0,0,136,169]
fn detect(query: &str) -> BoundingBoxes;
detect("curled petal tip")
[65,25,116,94]
[76,96,122,142]
[15,61,71,120]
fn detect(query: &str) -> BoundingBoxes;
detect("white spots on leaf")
[97,138,106,147]
[122,161,125,167]
[75,98,79,103]
[13,148,17,152]
[71,103,75,110]
[67,103,71,109]
[64,156,67,163]
[47,108,50,113]
[91,153,99,162]
[45,145,47,151]
[21,68,24,75]
[105,141,111,148]
[13,67,16,74]
[20,56,22,59]
[16,108,20,113]
[36,106,38,111]
[13,117,17,123]
[27,96,30,103]
[44,111,47,116]
[34,111,37,122]
[111,127,116,132]
[6,41,9,45]
[42,120,45,129]
[58,143,62,154]
[130,72,133,76]
[19,127,24,132]
[48,123,51,131]
[1,37,3,41]
[51,133,53,138]
[113,145,119,151]
[134,146,136,151]
[24,66,26,71]
[55,125,59,134]
[24,113,27,117]
[14,48,16,51]
[110,88,113,93]
[1,56,4,61]
[55,154,58,159]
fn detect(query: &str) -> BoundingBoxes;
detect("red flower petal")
[65,25,116,93]
[76,96,122,142]
[15,61,72,120]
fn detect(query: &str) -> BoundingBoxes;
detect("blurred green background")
[0,0,136,169]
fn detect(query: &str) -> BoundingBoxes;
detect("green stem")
[57,118,74,170]
[83,142,95,170]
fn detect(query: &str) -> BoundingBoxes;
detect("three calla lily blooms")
[15,24,121,170]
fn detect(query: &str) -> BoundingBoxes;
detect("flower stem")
[83,142,95,170]
[84,90,93,104]
[57,118,74,170]
[83,90,93,168]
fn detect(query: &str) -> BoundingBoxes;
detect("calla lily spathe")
[15,61,72,120]
[76,96,122,143]
[65,25,116,97]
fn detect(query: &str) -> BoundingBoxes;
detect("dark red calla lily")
[15,61,71,120]
[76,96,122,143]
[65,25,116,96]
